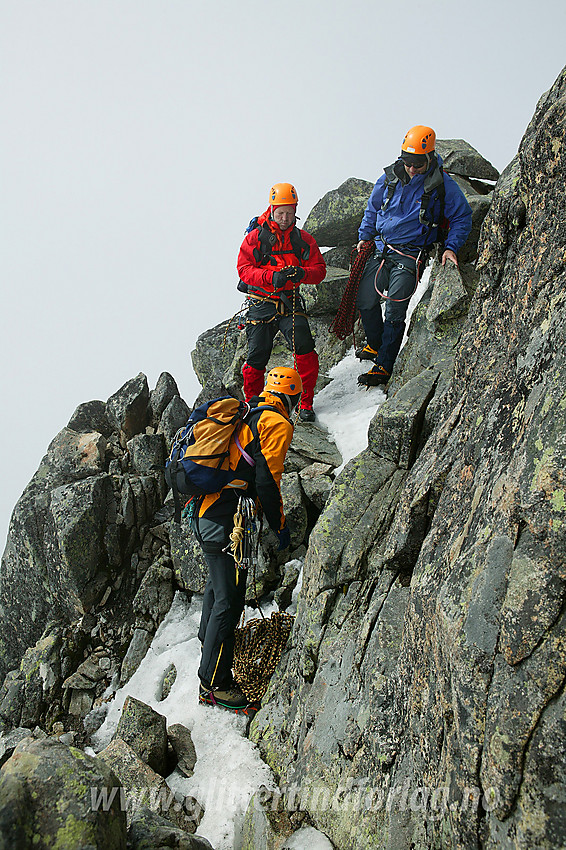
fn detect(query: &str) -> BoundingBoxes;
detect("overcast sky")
[1,0,565,550]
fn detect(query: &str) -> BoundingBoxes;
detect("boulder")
[115,696,168,777]
[426,258,469,322]
[321,246,351,269]
[127,434,165,477]
[98,737,201,833]
[368,368,438,469]
[50,473,116,610]
[191,319,242,388]
[0,736,126,849]
[159,663,177,701]
[44,427,107,482]
[301,449,406,599]
[106,373,150,440]
[169,517,209,594]
[299,463,334,511]
[167,723,197,778]
[0,728,32,769]
[436,138,500,181]
[304,177,374,247]
[288,424,342,470]
[132,562,175,632]
[128,806,212,849]
[158,395,191,454]
[274,561,301,611]
[120,629,154,686]
[240,787,295,850]
[281,473,308,550]
[150,372,180,421]
[300,267,349,317]
[448,173,493,263]
[67,399,113,437]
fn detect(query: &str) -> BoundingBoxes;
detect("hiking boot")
[299,408,315,422]
[355,344,379,363]
[199,682,249,712]
[357,365,390,387]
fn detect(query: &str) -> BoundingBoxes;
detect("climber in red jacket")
[237,182,326,422]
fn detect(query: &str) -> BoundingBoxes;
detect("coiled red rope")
[330,241,375,341]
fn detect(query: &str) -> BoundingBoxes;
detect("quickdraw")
[223,495,259,571]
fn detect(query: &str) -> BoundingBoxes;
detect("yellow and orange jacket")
[199,392,293,533]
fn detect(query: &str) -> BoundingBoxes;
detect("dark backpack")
[165,397,281,522]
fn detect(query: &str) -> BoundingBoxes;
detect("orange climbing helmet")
[269,183,299,207]
[401,126,436,154]
[264,366,302,395]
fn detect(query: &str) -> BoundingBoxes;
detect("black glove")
[277,526,291,551]
[271,268,295,289]
[272,266,305,288]
[286,266,305,282]
[237,280,249,293]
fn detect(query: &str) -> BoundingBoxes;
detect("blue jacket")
[358,155,472,254]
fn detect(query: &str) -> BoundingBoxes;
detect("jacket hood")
[256,391,291,419]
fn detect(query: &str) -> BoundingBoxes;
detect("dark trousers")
[356,249,417,374]
[197,515,247,688]
[245,298,315,370]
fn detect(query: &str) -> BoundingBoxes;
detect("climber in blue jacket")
[356,125,472,386]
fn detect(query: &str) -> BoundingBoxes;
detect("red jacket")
[237,208,326,300]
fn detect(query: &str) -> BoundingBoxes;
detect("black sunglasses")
[402,156,427,168]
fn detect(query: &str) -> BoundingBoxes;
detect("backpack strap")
[419,160,446,229]
[253,223,278,265]
[381,163,400,212]
[252,222,309,266]
[289,226,310,263]
[169,450,182,523]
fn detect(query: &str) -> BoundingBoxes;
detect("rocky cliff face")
[248,68,566,849]
[0,67,564,850]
